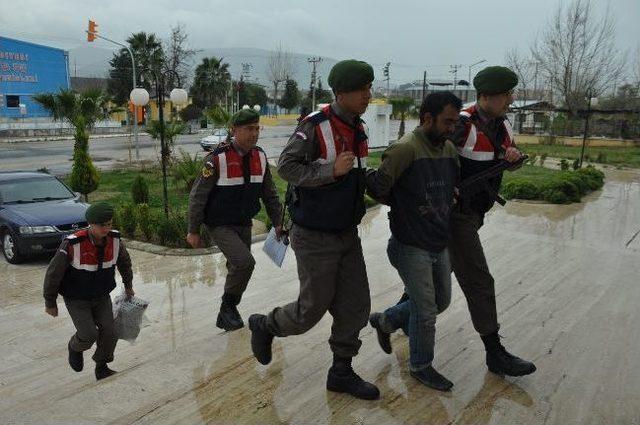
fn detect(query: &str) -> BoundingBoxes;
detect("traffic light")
[383,62,390,78]
[87,20,98,42]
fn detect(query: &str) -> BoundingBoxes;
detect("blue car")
[0,171,89,264]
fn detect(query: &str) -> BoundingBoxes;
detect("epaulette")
[302,109,328,125]
[210,141,233,156]
[65,233,87,245]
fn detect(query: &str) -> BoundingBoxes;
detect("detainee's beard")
[426,127,448,144]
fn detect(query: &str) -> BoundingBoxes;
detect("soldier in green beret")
[43,201,134,380]
[447,65,537,377]
[248,59,380,400]
[187,107,283,332]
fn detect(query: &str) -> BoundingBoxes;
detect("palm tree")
[191,57,231,108]
[127,32,164,89]
[33,89,109,200]
[388,97,415,139]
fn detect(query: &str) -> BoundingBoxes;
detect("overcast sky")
[2,0,638,83]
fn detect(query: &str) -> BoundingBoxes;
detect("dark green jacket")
[367,127,459,252]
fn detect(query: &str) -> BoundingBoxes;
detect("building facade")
[0,36,70,119]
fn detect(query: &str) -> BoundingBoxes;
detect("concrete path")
[0,168,638,424]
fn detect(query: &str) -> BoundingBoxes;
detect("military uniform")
[43,202,133,380]
[249,60,380,401]
[448,66,536,376]
[188,116,282,331]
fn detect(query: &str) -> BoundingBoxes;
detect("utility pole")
[383,62,391,97]
[422,70,427,101]
[450,64,462,90]
[308,57,322,112]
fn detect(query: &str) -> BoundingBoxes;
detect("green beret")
[231,109,259,126]
[86,202,114,224]
[328,59,375,93]
[473,66,518,95]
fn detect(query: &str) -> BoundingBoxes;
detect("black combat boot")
[369,313,392,354]
[95,363,117,380]
[410,366,454,391]
[326,356,380,400]
[68,341,83,372]
[248,314,274,365]
[216,292,244,331]
[482,332,537,376]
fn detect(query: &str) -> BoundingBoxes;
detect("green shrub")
[543,179,580,203]
[541,187,569,204]
[131,174,149,204]
[502,179,540,200]
[119,204,137,238]
[172,149,201,192]
[559,159,570,171]
[577,166,605,190]
[137,203,155,241]
[69,148,100,200]
[156,212,188,247]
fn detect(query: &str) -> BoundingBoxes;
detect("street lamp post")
[468,59,487,86]
[130,71,187,217]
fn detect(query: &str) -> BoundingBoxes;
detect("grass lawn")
[519,144,640,168]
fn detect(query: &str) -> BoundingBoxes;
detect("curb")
[123,232,270,257]
[0,133,151,144]
[123,204,383,257]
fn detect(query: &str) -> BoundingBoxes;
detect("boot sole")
[326,384,380,400]
[409,371,453,392]
[487,364,537,377]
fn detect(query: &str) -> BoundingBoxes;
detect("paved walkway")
[1,168,638,424]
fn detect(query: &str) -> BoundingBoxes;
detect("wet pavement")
[1,168,638,424]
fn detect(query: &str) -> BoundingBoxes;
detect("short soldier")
[187,109,282,331]
[449,66,537,376]
[43,202,134,380]
[248,60,380,400]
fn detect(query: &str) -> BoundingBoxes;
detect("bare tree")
[633,45,640,92]
[164,23,199,91]
[532,0,626,115]
[267,43,294,117]
[505,47,536,102]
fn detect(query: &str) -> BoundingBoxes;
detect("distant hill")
[68,46,341,89]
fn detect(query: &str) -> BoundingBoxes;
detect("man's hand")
[125,287,135,298]
[333,151,356,178]
[45,306,58,317]
[504,147,522,163]
[186,233,202,248]
[274,225,284,241]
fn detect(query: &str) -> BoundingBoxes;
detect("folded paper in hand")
[262,227,288,267]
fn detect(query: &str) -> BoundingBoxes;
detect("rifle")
[457,155,528,206]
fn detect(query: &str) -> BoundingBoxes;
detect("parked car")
[200,128,229,151]
[0,171,89,264]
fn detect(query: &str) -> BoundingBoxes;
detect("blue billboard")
[0,36,70,118]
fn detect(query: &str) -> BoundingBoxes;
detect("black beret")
[86,202,114,224]
[231,109,260,126]
[473,66,518,95]
[328,60,375,93]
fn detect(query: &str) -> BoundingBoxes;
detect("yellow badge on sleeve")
[201,166,213,178]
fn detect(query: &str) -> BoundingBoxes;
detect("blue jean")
[381,237,452,371]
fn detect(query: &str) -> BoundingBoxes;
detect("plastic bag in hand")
[112,294,150,342]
